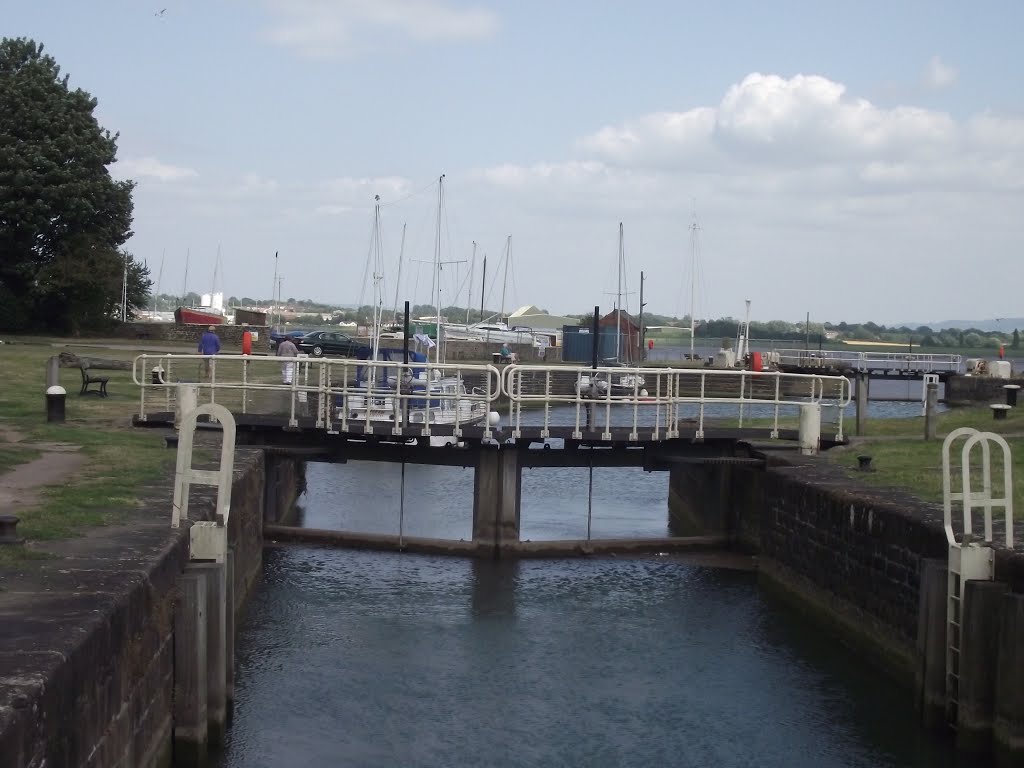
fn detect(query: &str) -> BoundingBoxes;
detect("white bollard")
[175,383,199,430]
[798,403,821,456]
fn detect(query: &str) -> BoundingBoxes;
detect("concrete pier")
[173,569,208,767]
[472,449,521,554]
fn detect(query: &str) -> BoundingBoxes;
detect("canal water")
[216,400,985,768]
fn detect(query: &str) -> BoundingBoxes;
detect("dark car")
[269,328,307,351]
[296,330,368,358]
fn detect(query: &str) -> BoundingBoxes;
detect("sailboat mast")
[466,241,476,325]
[689,211,699,360]
[154,249,165,313]
[500,235,510,321]
[371,195,383,360]
[392,223,407,325]
[271,251,279,328]
[121,253,128,322]
[616,222,623,363]
[432,175,445,365]
[212,243,220,300]
[479,254,486,324]
[182,247,190,307]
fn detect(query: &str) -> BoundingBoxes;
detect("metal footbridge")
[132,354,851,451]
[774,349,962,379]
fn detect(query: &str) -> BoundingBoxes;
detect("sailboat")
[575,223,646,397]
[174,247,228,325]
[440,235,542,347]
[340,178,498,436]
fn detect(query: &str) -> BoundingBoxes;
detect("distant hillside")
[901,318,1024,332]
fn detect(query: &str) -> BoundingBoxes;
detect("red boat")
[174,306,226,325]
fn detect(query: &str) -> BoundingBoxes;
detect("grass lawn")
[825,405,1024,517]
[0,339,180,565]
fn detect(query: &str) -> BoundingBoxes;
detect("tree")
[1014,329,1020,349]
[0,38,136,332]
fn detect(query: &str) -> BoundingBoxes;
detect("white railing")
[132,353,503,439]
[774,349,962,373]
[133,355,851,443]
[501,363,851,441]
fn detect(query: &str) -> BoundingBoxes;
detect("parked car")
[296,330,368,358]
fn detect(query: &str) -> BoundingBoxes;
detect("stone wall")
[111,322,273,351]
[0,447,304,768]
[945,374,1024,405]
[669,455,950,677]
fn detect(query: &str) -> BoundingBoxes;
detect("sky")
[6,0,1024,326]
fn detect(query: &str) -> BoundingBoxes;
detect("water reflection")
[219,549,984,768]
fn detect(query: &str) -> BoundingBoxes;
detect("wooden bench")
[79,365,109,397]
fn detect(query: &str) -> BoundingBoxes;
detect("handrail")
[774,349,962,373]
[133,353,503,439]
[501,363,851,441]
[133,354,851,444]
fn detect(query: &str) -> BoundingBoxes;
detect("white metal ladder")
[942,427,1014,726]
[171,400,237,563]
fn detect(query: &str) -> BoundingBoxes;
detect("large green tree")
[0,37,148,332]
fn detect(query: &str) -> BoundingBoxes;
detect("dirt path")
[0,428,87,515]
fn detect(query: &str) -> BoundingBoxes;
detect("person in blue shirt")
[198,325,221,378]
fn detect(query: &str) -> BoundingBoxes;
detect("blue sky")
[6,0,1024,324]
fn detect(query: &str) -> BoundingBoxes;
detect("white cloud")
[117,156,198,182]
[925,55,958,89]
[579,73,957,172]
[125,72,1024,325]
[261,0,498,58]
[230,173,279,197]
[314,204,354,216]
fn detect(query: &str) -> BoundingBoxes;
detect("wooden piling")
[173,569,208,767]
[190,562,228,746]
[957,580,1006,752]
[915,558,948,730]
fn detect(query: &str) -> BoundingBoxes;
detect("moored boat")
[174,306,226,325]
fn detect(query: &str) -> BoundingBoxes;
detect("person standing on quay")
[198,325,221,379]
[277,335,298,384]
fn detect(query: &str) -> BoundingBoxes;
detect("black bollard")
[0,515,24,545]
[45,385,66,423]
[857,454,873,472]
[1004,385,1020,407]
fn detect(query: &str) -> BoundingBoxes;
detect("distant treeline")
[153,294,1019,350]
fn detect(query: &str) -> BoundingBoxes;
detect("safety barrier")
[134,353,503,439]
[501,363,851,441]
[135,354,851,443]
[775,349,962,373]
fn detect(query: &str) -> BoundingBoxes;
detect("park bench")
[79,365,109,397]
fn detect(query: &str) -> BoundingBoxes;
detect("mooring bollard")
[991,404,1011,421]
[798,403,821,456]
[1004,384,1020,407]
[857,454,873,472]
[0,515,25,545]
[45,385,66,424]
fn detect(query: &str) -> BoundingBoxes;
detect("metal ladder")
[171,398,237,563]
[942,427,1014,726]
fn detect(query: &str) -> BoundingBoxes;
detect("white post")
[175,383,199,430]
[798,403,821,455]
